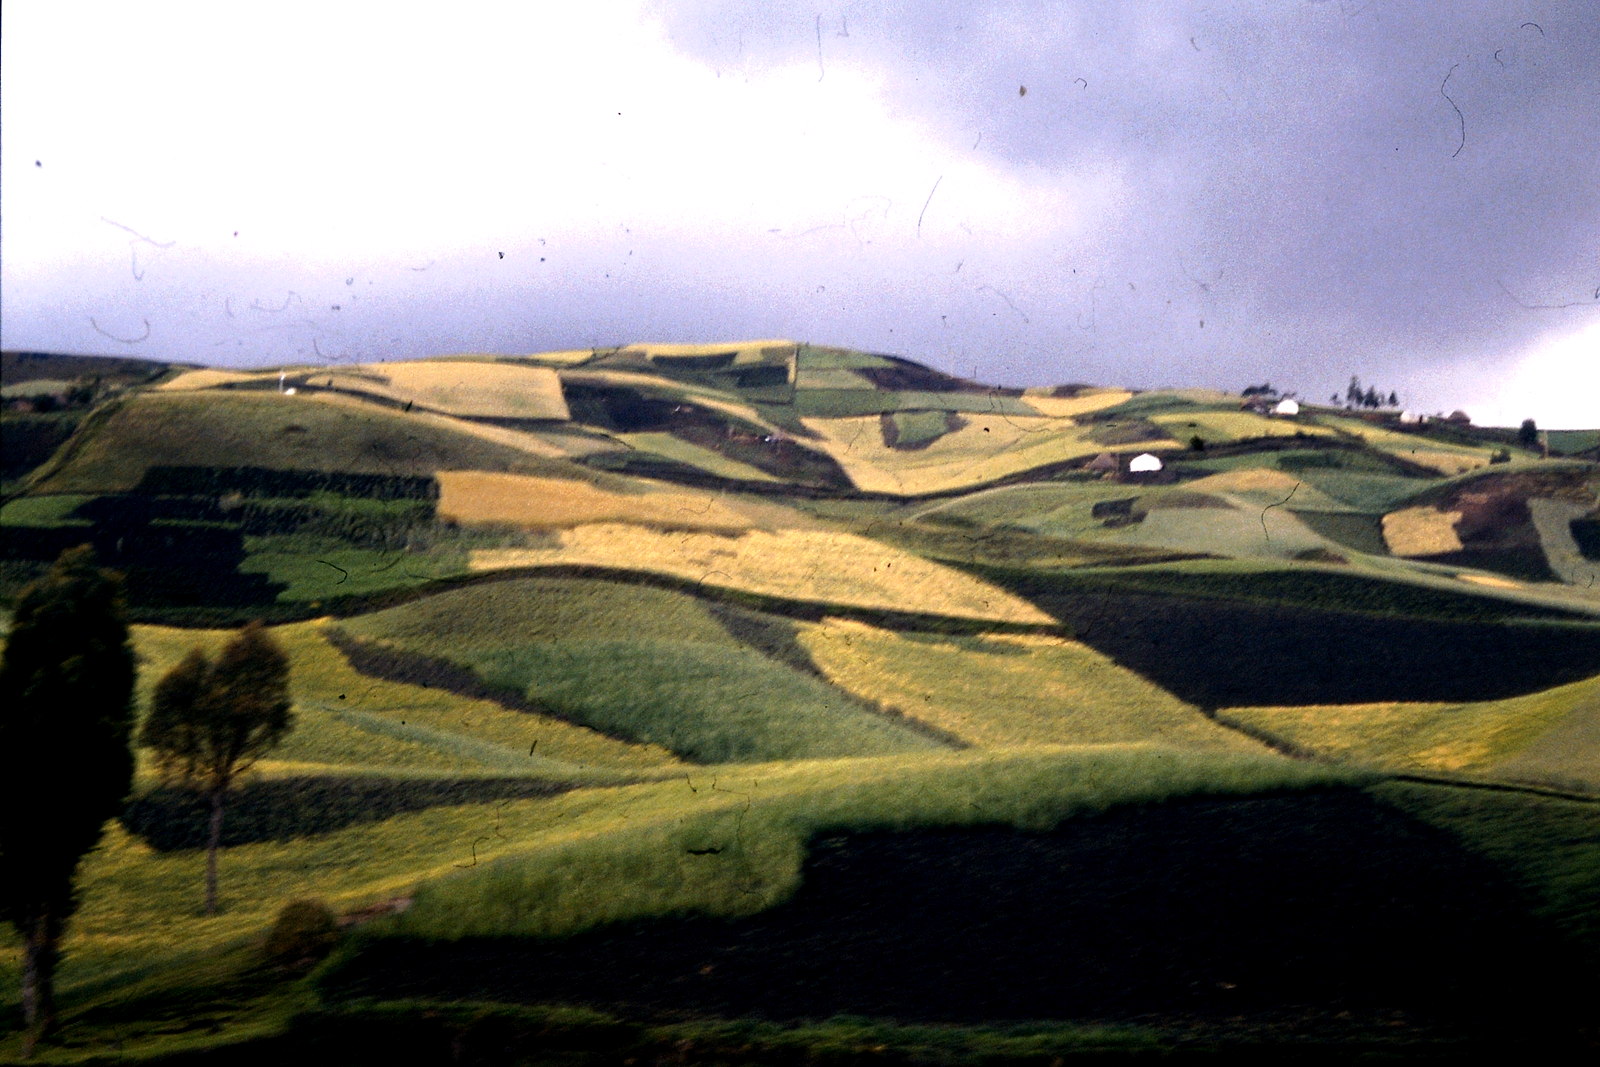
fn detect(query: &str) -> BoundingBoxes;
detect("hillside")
[3,345,1598,1063]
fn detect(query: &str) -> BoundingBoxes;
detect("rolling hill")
[3,345,1597,1063]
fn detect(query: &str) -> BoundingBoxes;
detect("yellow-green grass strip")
[796,617,1262,752]
[31,391,567,493]
[1220,674,1600,790]
[1151,410,1335,444]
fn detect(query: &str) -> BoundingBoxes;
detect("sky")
[2,1,1596,427]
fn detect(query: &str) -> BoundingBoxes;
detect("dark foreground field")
[318,789,1595,1061]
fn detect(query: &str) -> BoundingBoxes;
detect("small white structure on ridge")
[1274,398,1301,416]
[1128,452,1163,473]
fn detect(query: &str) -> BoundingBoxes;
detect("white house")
[1273,398,1300,416]
[1128,452,1163,473]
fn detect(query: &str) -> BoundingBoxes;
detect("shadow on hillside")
[120,776,576,850]
[323,790,1590,1047]
[1001,587,1600,706]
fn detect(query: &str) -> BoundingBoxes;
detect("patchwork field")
[3,345,1598,1062]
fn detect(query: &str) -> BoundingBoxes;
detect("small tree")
[0,547,137,1052]
[1518,418,1539,450]
[140,621,293,915]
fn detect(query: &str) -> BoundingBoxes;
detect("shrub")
[263,897,341,969]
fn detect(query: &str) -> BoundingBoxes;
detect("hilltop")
[2,343,1598,1063]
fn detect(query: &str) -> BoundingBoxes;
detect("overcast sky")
[3,1,1596,426]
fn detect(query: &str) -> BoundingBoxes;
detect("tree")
[0,546,137,1052]
[140,621,293,915]
[1518,418,1539,450]
[1387,391,1399,408]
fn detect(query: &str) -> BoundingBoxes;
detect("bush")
[263,898,341,969]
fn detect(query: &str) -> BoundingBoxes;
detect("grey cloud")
[655,0,1599,400]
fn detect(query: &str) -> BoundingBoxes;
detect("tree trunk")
[20,905,61,1056]
[205,787,226,916]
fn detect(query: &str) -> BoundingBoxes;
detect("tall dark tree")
[0,546,137,1052]
[1518,418,1539,450]
[1387,391,1400,408]
[140,621,293,915]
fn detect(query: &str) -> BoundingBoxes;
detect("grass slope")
[796,617,1255,751]
[1221,674,1600,790]
[32,392,564,493]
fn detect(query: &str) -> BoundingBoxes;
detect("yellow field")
[316,360,569,420]
[436,470,783,532]
[619,340,796,370]
[1403,450,1491,476]
[1153,411,1336,443]
[797,618,1259,751]
[1222,676,1599,786]
[800,414,1132,495]
[468,524,1054,624]
[1019,390,1133,418]
[155,369,275,391]
[512,349,601,366]
[1458,573,1523,590]
[1382,506,1464,555]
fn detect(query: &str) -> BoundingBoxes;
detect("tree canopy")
[140,621,293,914]
[0,546,137,1048]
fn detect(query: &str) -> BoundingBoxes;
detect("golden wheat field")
[800,414,1120,495]
[1017,390,1133,418]
[468,524,1054,624]
[436,470,780,532]
[311,360,570,420]
[1382,506,1465,556]
[154,368,276,391]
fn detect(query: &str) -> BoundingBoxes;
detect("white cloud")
[1462,320,1600,429]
